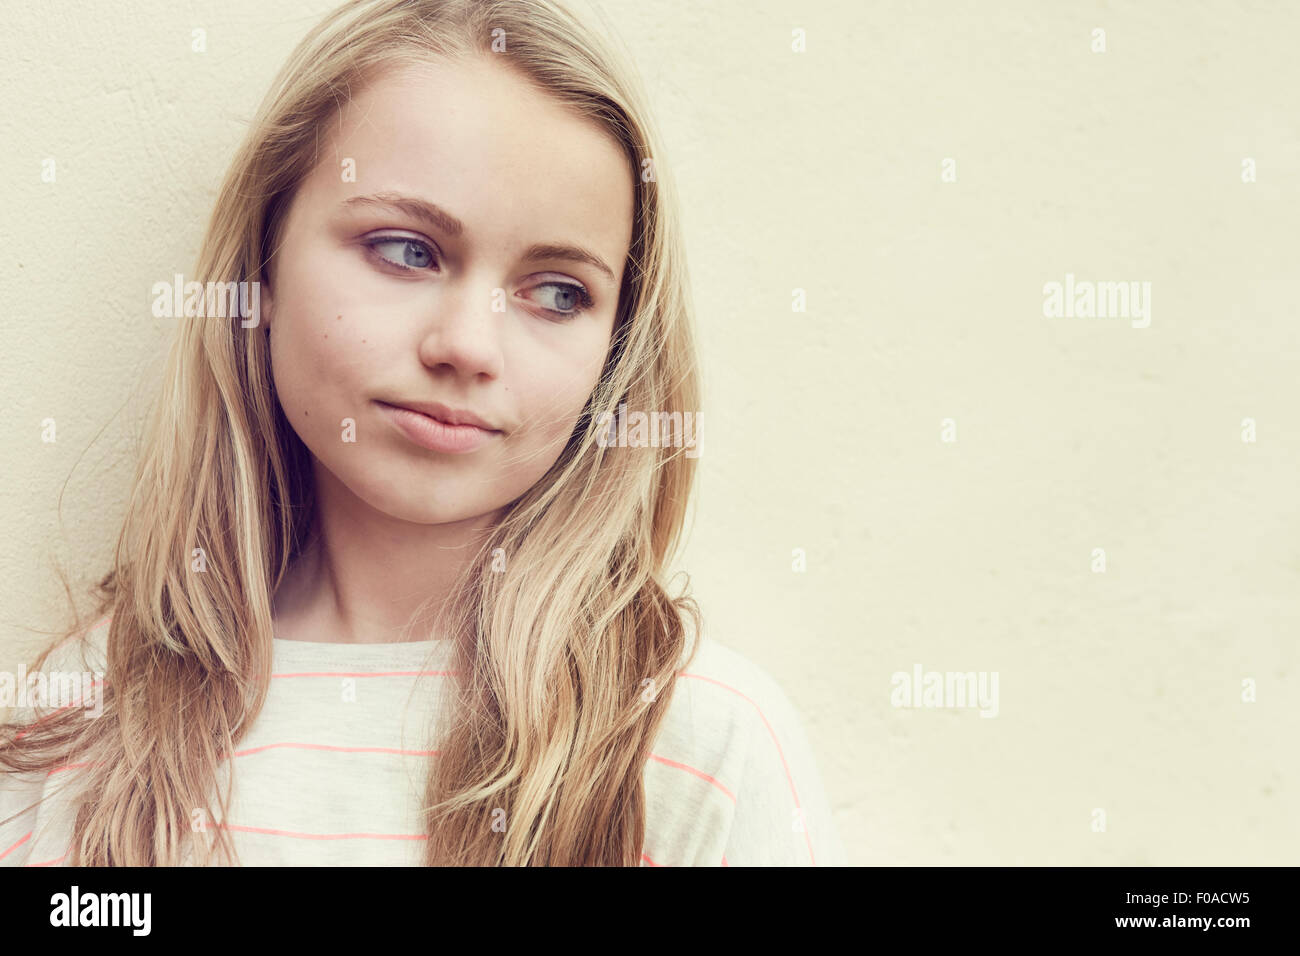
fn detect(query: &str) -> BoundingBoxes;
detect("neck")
[272,463,503,644]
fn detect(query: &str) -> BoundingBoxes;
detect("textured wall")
[1,0,1296,865]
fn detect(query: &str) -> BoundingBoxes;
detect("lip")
[376,400,501,454]
[389,399,499,431]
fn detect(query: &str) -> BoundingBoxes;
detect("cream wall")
[1,1,1296,865]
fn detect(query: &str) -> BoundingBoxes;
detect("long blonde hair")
[1,0,702,866]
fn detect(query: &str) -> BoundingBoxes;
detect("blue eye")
[531,282,594,319]
[367,237,436,270]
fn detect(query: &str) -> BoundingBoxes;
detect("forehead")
[305,56,635,265]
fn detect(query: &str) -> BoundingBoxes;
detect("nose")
[416,273,505,380]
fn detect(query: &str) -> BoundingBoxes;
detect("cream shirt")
[2,617,846,866]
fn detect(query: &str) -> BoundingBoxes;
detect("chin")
[383,491,500,527]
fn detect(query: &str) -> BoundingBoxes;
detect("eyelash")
[363,235,595,320]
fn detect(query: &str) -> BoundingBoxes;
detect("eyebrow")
[342,192,618,285]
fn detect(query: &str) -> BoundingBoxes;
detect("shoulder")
[668,633,821,797]
[14,615,111,725]
[647,629,789,774]
[0,615,110,867]
[666,634,800,749]
[655,631,847,866]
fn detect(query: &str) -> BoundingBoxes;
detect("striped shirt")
[1,617,846,866]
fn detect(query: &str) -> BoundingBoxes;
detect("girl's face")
[263,57,634,526]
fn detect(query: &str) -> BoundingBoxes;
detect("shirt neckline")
[271,636,452,656]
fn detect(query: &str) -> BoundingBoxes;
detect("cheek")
[507,340,609,451]
[269,290,371,438]
[276,230,395,374]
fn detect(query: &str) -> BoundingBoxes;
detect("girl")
[0,0,844,866]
